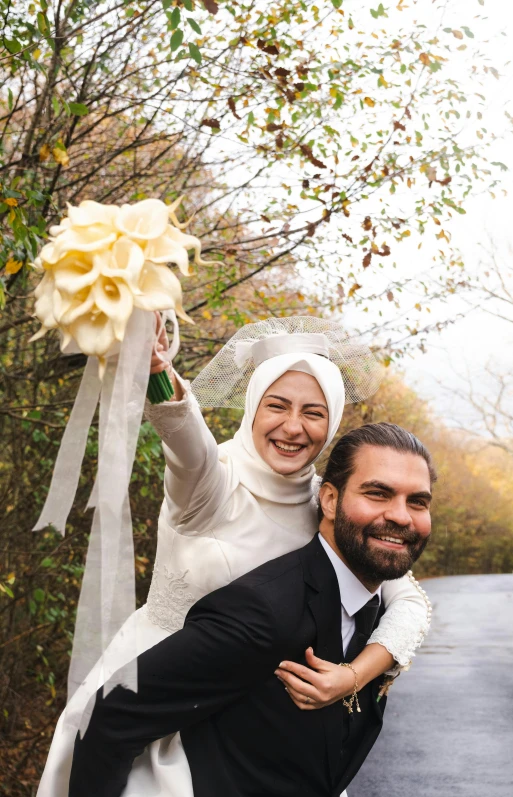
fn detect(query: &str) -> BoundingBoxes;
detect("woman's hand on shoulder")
[275,647,355,710]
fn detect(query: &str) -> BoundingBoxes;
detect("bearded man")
[69,422,435,797]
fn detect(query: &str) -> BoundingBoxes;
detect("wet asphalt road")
[350,574,513,797]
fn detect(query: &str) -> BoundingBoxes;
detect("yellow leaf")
[39,144,50,162]
[202,310,212,320]
[378,75,389,88]
[347,283,362,299]
[53,146,70,167]
[452,30,463,39]
[5,197,18,207]
[33,47,41,59]
[415,303,421,311]
[5,258,23,274]
[419,52,430,66]
[363,96,375,107]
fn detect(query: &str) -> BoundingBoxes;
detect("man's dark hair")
[318,422,437,521]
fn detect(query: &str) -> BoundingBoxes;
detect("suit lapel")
[300,536,344,785]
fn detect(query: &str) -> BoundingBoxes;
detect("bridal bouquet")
[31,196,212,732]
[30,196,209,398]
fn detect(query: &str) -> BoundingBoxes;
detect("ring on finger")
[304,696,311,704]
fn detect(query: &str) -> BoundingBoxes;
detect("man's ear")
[319,482,339,521]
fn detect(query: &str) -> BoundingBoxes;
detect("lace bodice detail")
[146,564,196,634]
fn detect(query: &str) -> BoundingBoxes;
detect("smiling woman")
[252,371,329,475]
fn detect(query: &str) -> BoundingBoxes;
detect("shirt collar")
[318,533,381,617]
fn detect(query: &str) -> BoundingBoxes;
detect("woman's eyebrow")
[264,394,328,411]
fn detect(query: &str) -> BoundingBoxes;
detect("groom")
[69,422,435,797]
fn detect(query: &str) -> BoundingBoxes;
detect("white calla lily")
[67,200,120,229]
[31,195,207,369]
[52,253,100,294]
[98,237,145,290]
[91,276,134,340]
[134,262,192,323]
[116,198,169,241]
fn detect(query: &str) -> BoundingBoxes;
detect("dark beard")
[333,506,429,583]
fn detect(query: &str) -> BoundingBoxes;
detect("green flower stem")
[147,369,174,404]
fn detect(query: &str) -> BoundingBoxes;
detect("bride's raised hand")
[150,311,170,375]
[275,647,356,710]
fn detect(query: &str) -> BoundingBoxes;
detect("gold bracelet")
[339,663,361,714]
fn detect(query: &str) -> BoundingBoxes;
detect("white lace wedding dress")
[38,377,430,797]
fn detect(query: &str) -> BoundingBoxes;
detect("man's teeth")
[274,441,303,452]
[376,535,405,545]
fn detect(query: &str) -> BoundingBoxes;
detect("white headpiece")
[203,317,383,505]
[192,316,382,409]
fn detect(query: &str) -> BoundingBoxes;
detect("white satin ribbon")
[33,308,155,735]
[234,332,330,370]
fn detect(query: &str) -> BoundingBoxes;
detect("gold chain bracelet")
[339,663,361,714]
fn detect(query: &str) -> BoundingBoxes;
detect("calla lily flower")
[31,196,206,367]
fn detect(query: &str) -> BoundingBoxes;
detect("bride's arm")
[276,575,431,708]
[144,321,230,528]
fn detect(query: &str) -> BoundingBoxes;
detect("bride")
[38,316,430,797]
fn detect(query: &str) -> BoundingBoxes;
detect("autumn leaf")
[363,252,372,268]
[39,144,50,162]
[299,144,326,169]
[5,258,23,274]
[202,0,219,13]
[362,216,372,231]
[5,197,18,207]
[52,146,70,167]
[452,30,464,40]
[386,290,394,302]
[419,53,431,66]
[260,214,271,223]
[201,118,221,131]
[393,120,406,132]
[202,309,212,320]
[228,98,240,119]
[266,122,283,132]
[363,96,376,107]
[347,283,362,298]
[257,39,280,56]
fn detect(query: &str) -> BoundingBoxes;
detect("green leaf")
[171,29,184,51]
[52,96,60,116]
[183,0,194,10]
[187,17,202,34]
[37,12,48,35]
[69,102,89,116]
[41,557,55,568]
[491,161,508,172]
[7,88,13,111]
[33,588,45,603]
[0,583,14,599]
[370,3,386,19]
[162,0,173,8]
[461,26,474,39]
[170,7,181,29]
[4,39,22,54]
[189,42,202,64]
[331,0,343,7]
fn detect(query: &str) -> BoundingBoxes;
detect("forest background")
[0,0,512,793]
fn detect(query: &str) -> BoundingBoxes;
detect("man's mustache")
[362,521,422,546]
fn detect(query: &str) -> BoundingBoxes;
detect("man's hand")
[275,647,356,710]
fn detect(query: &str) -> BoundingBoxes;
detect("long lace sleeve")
[144,372,231,530]
[368,571,432,675]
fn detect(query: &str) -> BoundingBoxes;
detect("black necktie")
[344,594,380,661]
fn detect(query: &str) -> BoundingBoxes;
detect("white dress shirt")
[318,533,381,656]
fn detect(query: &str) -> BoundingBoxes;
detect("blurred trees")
[0,0,511,792]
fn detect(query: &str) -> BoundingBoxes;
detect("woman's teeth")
[273,441,304,452]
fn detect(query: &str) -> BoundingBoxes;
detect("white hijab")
[218,351,345,504]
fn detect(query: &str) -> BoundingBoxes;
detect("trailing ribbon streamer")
[33,309,155,735]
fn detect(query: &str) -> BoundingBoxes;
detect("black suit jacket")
[69,535,387,797]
